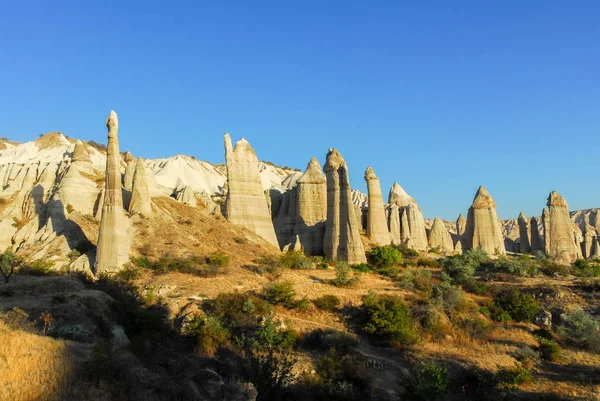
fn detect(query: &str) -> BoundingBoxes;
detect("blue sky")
[1,1,598,220]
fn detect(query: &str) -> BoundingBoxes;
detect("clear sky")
[1,1,598,221]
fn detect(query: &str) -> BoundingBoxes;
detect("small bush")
[302,329,359,353]
[330,261,361,287]
[361,291,418,346]
[537,337,560,361]
[369,245,403,268]
[398,268,434,294]
[488,290,539,323]
[265,281,296,308]
[512,345,540,368]
[411,363,449,400]
[572,259,600,278]
[441,249,489,283]
[252,254,281,275]
[395,243,419,258]
[206,251,230,267]
[558,310,600,352]
[352,263,372,273]
[196,316,231,356]
[431,284,467,319]
[496,363,532,388]
[254,316,297,350]
[487,255,539,277]
[313,295,341,312]
[67,249,81,262]
[207,292,272,325]
[115,265,141,282]
[280,251,311,269]
[316,348,343,381]
[138,255,228,277]
[461,277,491,295]
[544,263,570,277]
[20,259,55,276]
[66,204,75,214]
[0,307,31,330]
[417,258,439,268]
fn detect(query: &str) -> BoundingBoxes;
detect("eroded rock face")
[223,133,278,248]
[582,225,597,259]
[388,204,401,245]
[364,167,390,245]
[95,111,130,274]
[176,185,197,207]
[546,191,580,265]
[518,212,532,253]
[530,216,543,252]
[128,157,152,216]
[388,182,428,251]
[323,148,366,264]
[456,214,466,237]
[123,152,136,191]
[464,186,506,255]
[542,208,551,255]
[294,157,327,256]
[428,217,454,252]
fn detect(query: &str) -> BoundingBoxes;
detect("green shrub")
[488,290,539,323]
[133,256,151,268]
[431,283,467,319]
[115,265,141,282]
[196,316,231,356]
[254,316,297,350]
[369,245,403,268]
[411,363,449,400]
[495,363,532,388]
[572,259,600,278]
[417,258,439,268]
[361,291,418,346]
[0,250,23,283]
[206,251,230,267]
[395,243,419,258]
[207,292,272,324]
[512,345,539,368]
[302,329,359,353]
[252,254,281,275]
[331,261,360,287]
[280,251,311,269]
[537,337,560,361]
[441,249,489,283]
[313,295,341,312]
[67,249,81,262]
[316,348,343,381]
[20,259,54,276]
[461,277,491,295]
[311,256,329,270]
[265,281,296,308]
[558,310,600,352]
[352,263,372,273]
[488,255,539,277]
[544,263,570,277]
[398,268,434,294]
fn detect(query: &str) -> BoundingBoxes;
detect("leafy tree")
[0,250,23,283]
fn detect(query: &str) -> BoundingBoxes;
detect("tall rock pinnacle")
[95,111,130,274]
[545,191,581,265]
[323,148,366,264]
[364,166,391,245]
[128,157,152,216]
[464,186,506,255]
[517,212,532,253]
[223,133,279,248]
[428,217,454,252]
[123,152,136,191]
[294,157,327,256]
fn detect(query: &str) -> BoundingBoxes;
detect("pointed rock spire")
[456,214,466,236]
[388,182,415,207]
[364,167,391,245]
[428,217,453,252]
[294,157,327,256]
[123,152,136,191]
[223,134,279,248]
[545,191,581,264]
[95,110,130,274]
[388,204,401,245]
[128,157,152,216]
[517,212,532,253]
[582,225,597,259]
[464,186,506,255]
[530,216,543,252]
[323,148,366,264]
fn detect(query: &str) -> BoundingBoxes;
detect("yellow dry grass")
[0,321,90,401]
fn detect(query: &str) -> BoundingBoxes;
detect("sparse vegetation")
[558,309,600,352]
[0,250,23,283]
[330,260,361,287]
[488,290,539,323]
[131,253,230,277]
[361,291,418,346]
[313,295,341,311]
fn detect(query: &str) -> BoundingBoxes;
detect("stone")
[454,240,463,255]
[518,212,532,253]
[388,182,428,251]
[94,111,130,274]
[542,208,551,254]
[546,191,581,265]
[323,148,366,264]
[364,167,391,245]
[428,217,454,253]
[582,225,597,259]
[223,134,279,248]
[530,216,543,252]
[128,157,152,216]
[294,157,327,256]
[456,214,466,236]
[464,186,506,255]
[122,152,136,191]
[176,185,197,207]
[388,182,415,206]
[388,204,401,245]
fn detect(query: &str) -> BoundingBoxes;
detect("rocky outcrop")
[456,214,466,236]
[176,185,197,207]
[293,157,327,256]
[223,134,278,248]
[542,208,551,255]
[95,111,130,274]
[128,157,152,216]
[464,186,506,255]
[123,152,136,191]
[530,216,543,252]
[388,204,401,245]
[545,191,581,265]
[428,217,454,253]
[517,212,532,253]
[323,148,366,264]
[582,225,597,259]
[364,167,390,245]
[387,182,428,251]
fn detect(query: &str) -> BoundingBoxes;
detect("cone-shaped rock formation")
[123,152,136,191]
[464,186,506,255]
[323,148,366,264]
[223,133,279,248]
[128,157,152,216]
[428,217,454,252]
[95,111,130,274]
[546,191,581,265]
[364,167,390,245]
[517,212,532,253]
[456,214,466,236]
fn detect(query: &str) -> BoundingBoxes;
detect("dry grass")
[0,321,94,401]
[34,132,66,150]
